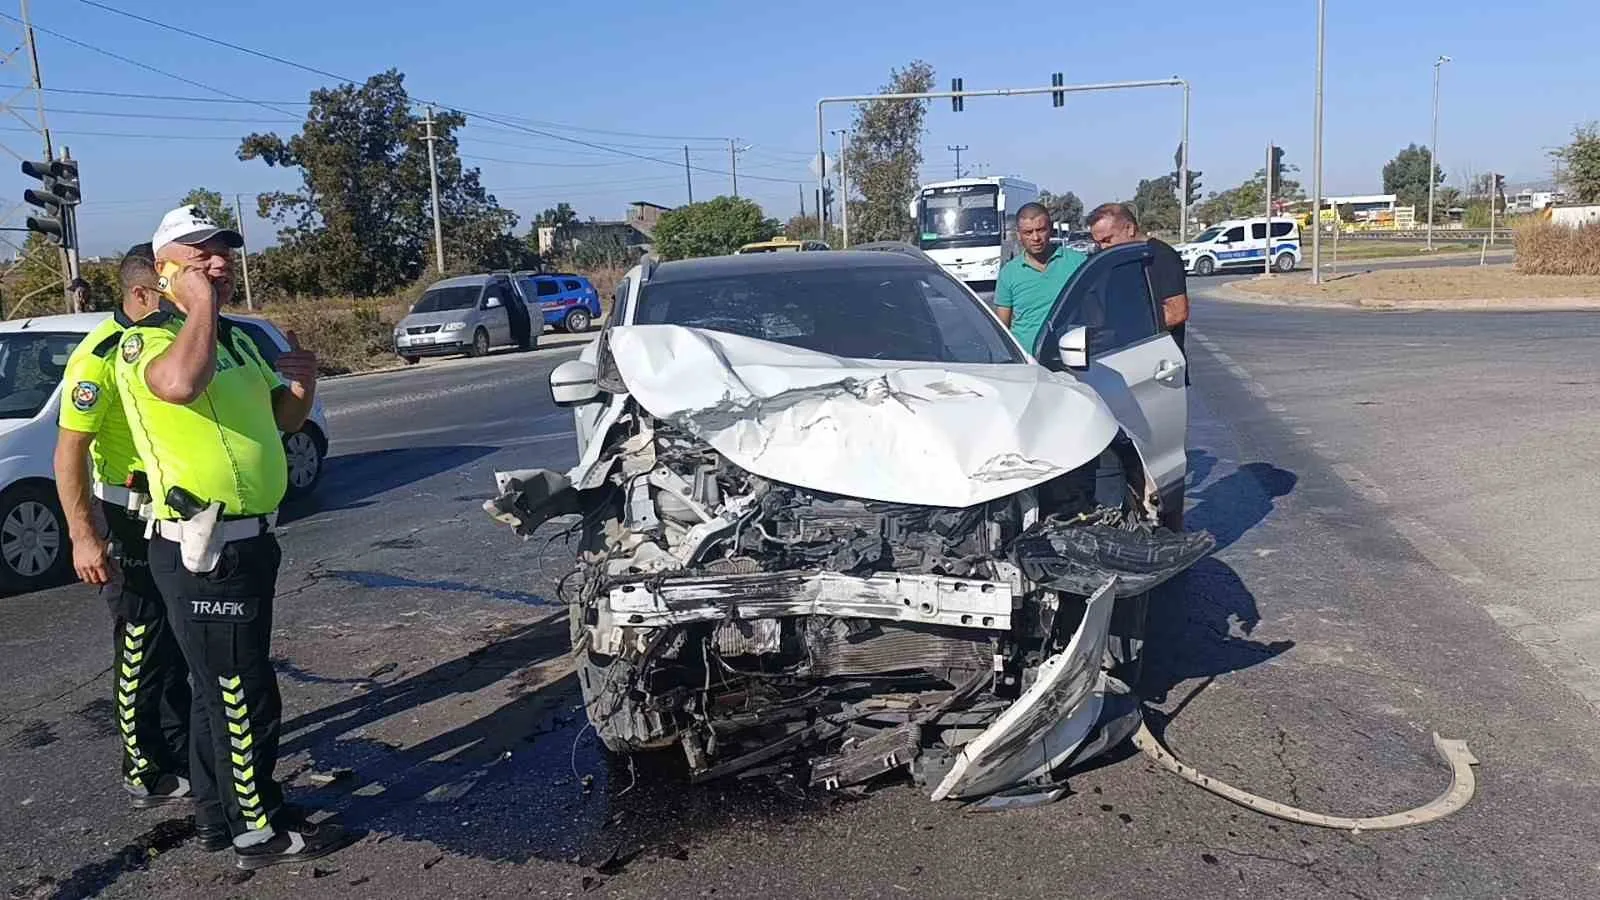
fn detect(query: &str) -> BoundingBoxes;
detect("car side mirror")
[1058,326,1090,370]
[550,359,600,406]
[484,296,503,309]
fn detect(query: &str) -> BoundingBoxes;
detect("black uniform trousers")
[149,530,286,840]
[101,500,190,788]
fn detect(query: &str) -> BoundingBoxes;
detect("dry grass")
[1515,220,1600,275]
[1231,264,1600,308]
[1327,239,1478,261]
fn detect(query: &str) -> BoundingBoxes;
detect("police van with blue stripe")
[1176,216,1300,276]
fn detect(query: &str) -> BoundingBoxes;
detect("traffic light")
[822,182,835,226]
[21,158,79,247]
[1051,72,1065,107]
[951,78,963,112]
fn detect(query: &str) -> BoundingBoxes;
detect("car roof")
[0,311,111,334]
[651,249,929,284]
[426,274,495,289]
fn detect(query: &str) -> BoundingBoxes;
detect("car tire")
[1194,256,1216,276]
[1275,252,1296,273]
[0,482,71,594]
[402,355,420,366]
[564,308,591,333]
[282,426,326,501]
[469,328,490,358]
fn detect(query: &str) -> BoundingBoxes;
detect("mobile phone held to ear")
[156,259,183,299]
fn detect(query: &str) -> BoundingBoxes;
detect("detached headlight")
[441,321,467,332]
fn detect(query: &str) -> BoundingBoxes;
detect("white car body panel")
[603,323,1121,508]
[1079,334,1189,499]
[932,575,1118,800]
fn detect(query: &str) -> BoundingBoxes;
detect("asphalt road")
[4,289,1600,898]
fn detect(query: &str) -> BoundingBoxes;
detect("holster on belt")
[177,501,227,574]
[124,472,151,519]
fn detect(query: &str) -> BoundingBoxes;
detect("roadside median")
[1217,264,1600,312]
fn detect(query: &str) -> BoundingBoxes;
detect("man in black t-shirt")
[1086,203,1189,375]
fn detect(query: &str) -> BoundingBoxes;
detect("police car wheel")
[282,427,326,500]
[0,482,71,593]
[1275,252,1296,273]
[1194,256,1216,276]
[564,309,591,333]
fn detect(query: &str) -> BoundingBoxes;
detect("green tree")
[782,214,842,247]
[1131,176,1181,233]
[1382,144,1444,211]
[652,196,778,260]
[1552,123,1600,203]
[1,232,67,317]
[1038,190,1084,227]
[843,60,936,242]
[532,202,581,259]
[238,69,525,297]
[179,187,240,233]
[1171,142,1202,209]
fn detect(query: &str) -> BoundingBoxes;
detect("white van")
[1176,216,1300,276]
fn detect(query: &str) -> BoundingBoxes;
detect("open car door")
[1032,242,1188,509]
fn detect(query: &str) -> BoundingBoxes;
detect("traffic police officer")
[112,206,348,870]
[54,244,194,811]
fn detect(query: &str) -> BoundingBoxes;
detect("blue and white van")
[1176,216,1300,276]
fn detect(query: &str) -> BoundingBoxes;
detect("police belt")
[91,482,133,505]
[154,513,276,545]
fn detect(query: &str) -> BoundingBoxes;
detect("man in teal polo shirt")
[994,203,1087,354]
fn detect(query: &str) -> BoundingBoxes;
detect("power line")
[45,106,300,124]
[59,0,808,185]
[0,83,311,105]
[0,12,301,119]
[0,124,237,140]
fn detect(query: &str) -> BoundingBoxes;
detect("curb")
[1209,280,1600,313]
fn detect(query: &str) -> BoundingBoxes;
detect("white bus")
[909,176,1040,293]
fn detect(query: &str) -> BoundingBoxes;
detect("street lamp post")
[1310,0,1325,284]
[1426,55,1451,252]
[830,128,850,248]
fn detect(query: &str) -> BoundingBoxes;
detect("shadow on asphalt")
[281,616,836,867]
[1141,453,1299,706]
[279,444,499,524]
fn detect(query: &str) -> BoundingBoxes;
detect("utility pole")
[1264,141,1274,277]
[798,184,806,218]
[1427,55,1451,252]
[234,193,254,310]
[1310,0,1325,284]
[947,144,969,179]
[10,0,74,308]
[422,105,445,274]
[728,139,749,198]
[1487,171,1496,247]
[59,147,79,285]
[683,146,694,204]
[831,129,850,247]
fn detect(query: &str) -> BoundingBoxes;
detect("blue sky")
[9,0,1597,256]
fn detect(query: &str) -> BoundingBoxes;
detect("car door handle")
[1155,360,1186,383]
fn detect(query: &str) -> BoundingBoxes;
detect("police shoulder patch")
[121,332,144,364]
[71,380,100,411]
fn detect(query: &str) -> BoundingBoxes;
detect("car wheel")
[1194,256,1215,276]
[402,355,420,366]
[1275,252,1296,273]
[282,427,325,501]
[564,308,591,333]
[469,328,490,358]
[0,482,71,594]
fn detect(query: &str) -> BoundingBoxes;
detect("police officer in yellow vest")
[54,244,194,811]
[113,206,349,870]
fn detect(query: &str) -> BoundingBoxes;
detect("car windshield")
[411,285,480,314]
[635,263,1023,364]
[1192,226,1225,243]
[0,332,87,419]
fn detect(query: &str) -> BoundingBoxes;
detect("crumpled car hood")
[606,324,1120,508]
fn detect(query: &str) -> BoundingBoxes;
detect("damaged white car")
[487,243,1213,805]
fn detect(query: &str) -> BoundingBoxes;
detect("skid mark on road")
[1191,326,1600,716]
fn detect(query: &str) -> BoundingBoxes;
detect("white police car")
[1176,216,1301,276]
[0,312,329,594]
